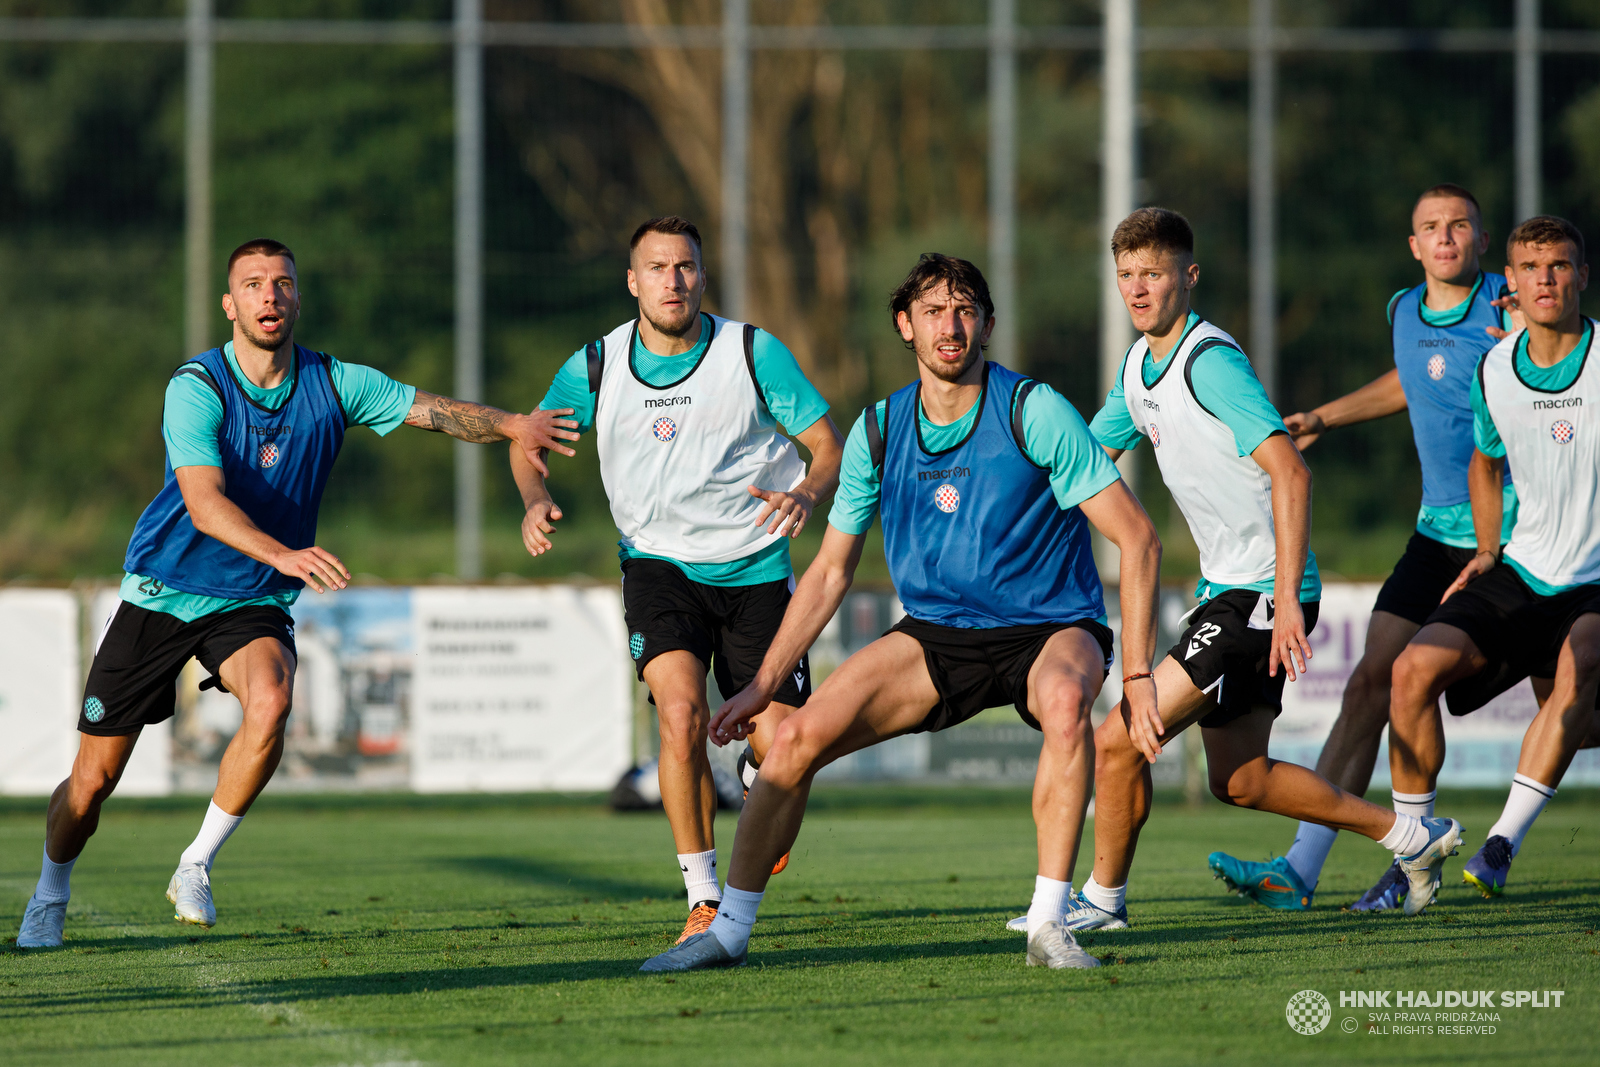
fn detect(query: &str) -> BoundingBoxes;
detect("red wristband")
[1122,671,1154,684]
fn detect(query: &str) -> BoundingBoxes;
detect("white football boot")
[166,863,216,927]
[1025,920,1101,969]
[17,895,67,948]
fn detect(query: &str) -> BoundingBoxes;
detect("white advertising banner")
[1274,583,1600,787]
[0,589,80,795]
[410,586,633,792]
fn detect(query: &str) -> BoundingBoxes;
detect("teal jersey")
[830,378,1120,536]
[1392,284,1516,331]
[1088,312,1319,603]
[1414,487,1518,549]
[126,342,417,621]
[540,315,830,587]
[1472,322,1595,595]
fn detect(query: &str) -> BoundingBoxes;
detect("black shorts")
[79,602,297,736]
[1168,590,1320,729]
[1427,564,1600,716]
[1373,531,1482,626]
[887,615,1115,733]
[621,557,810,707]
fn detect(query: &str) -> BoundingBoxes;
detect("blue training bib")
[1391,272,1509,508]
[124,345,347,599]
[878,361,1105,629]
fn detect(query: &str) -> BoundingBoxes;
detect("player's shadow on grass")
[439,855,671,903]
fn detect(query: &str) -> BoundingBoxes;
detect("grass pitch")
[3,788,1596,1066]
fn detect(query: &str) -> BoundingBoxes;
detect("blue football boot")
[1347,860,1408,913]
[1462,834,1513,898]
[1207,853,1314,910]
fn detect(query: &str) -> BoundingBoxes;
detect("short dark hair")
[1507,214,1586,266]
[888,254,994,331]
[1415,183,1482,223]
[227,238,295,277]
[1110,207,1194,261]
[630,215,702,254]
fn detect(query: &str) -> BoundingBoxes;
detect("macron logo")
[644,396,691,409]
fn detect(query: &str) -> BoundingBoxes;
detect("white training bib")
[595,315,808,564]
[1479,321,1600,588]
[1121,320,1279,588]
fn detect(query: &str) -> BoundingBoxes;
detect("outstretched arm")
[709,523,869,745]
[404,390,578,475]
[747,414,846,537]
[175,466,350,593]
[1283,369,1406,451]
[1251,433,1313,680]
[1078,479,1163,761]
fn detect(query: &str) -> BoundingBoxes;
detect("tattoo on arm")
[405,391,508,443]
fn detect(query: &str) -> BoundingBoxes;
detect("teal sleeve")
[751,330,830,433]
[1087,366,1143,452]
[1189,346,1287,457]
[1470,369,1506,458]
[163,368,225,468]
[827,402,885,536]
[1386,288,1408,326]
[1021,384,1122,509]
[327,358,416,436]
[538,349,598,434]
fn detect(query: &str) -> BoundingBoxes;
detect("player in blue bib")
[637,254,1164,973]
[1208,184,1524,913]
[16,239,578,949]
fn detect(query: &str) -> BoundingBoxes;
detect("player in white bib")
[1388,215,1600,900]
[1209,184,1532,913]
[510,217,844,946]
[1060,209,1464,932]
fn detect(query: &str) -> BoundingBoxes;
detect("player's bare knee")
[655,702,709,762]
[242,686,293,737]
[767,714,828,780]
[1033,678,1092,736]
[1389,648,1438,715]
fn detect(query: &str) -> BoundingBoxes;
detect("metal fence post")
[1515,0,1540,222]
[722,0,750,320]
[184,0,213,360]
[988,0,1018,367]
[455,0,484,580]
[1249,0,1276,400]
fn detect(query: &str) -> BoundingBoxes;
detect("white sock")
[1025,876,1071,931]
[34,845,75,904]
[178,800,244,871]
[740,752,760,790]
[1487,774,1556,856]
[1081,874,1125,915]
[1391,789,1436,818]
[678,849,721,907]
[707,885,763,954]
[1379,812,1429,856]
[1284,822,1337,887]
